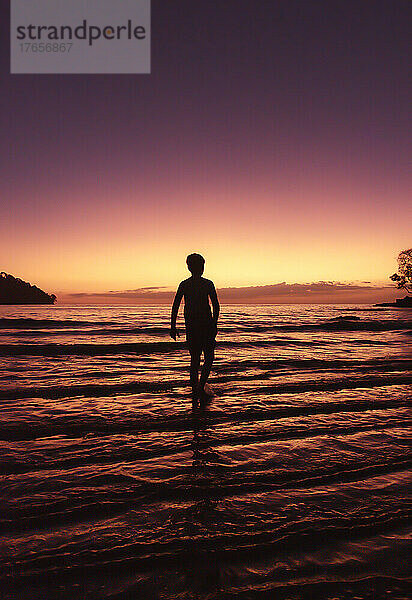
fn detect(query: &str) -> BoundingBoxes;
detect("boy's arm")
[170,283,184,340]
[209,282,220,327]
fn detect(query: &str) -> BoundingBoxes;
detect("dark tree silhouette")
[390,249,412,295]
[0,272,56,304]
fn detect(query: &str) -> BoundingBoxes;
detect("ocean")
[0,304,411,600]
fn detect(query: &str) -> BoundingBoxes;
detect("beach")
[0,304,411,599]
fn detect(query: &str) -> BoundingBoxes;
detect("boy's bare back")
[178,277,217,322]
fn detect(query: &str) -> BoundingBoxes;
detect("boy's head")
[186,253,205,276]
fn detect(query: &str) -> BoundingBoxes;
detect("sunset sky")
[1,1,410,303]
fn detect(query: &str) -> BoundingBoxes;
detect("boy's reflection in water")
[180,402,225,596]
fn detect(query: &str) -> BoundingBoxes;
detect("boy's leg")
[199,347,214,392]
[190,348,201,395]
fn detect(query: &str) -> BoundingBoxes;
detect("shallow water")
[0,304,411,599]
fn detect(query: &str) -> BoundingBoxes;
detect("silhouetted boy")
[170,253,220,406]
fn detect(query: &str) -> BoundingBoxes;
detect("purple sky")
[1,1,411,300]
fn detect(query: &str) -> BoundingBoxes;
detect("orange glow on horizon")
[2,141,410,299]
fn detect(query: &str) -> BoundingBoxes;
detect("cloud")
[216,282,390,299]
[61,281,394,304]
[69,286,172,300]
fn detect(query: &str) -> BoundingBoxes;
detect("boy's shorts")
[185,319,216,353]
